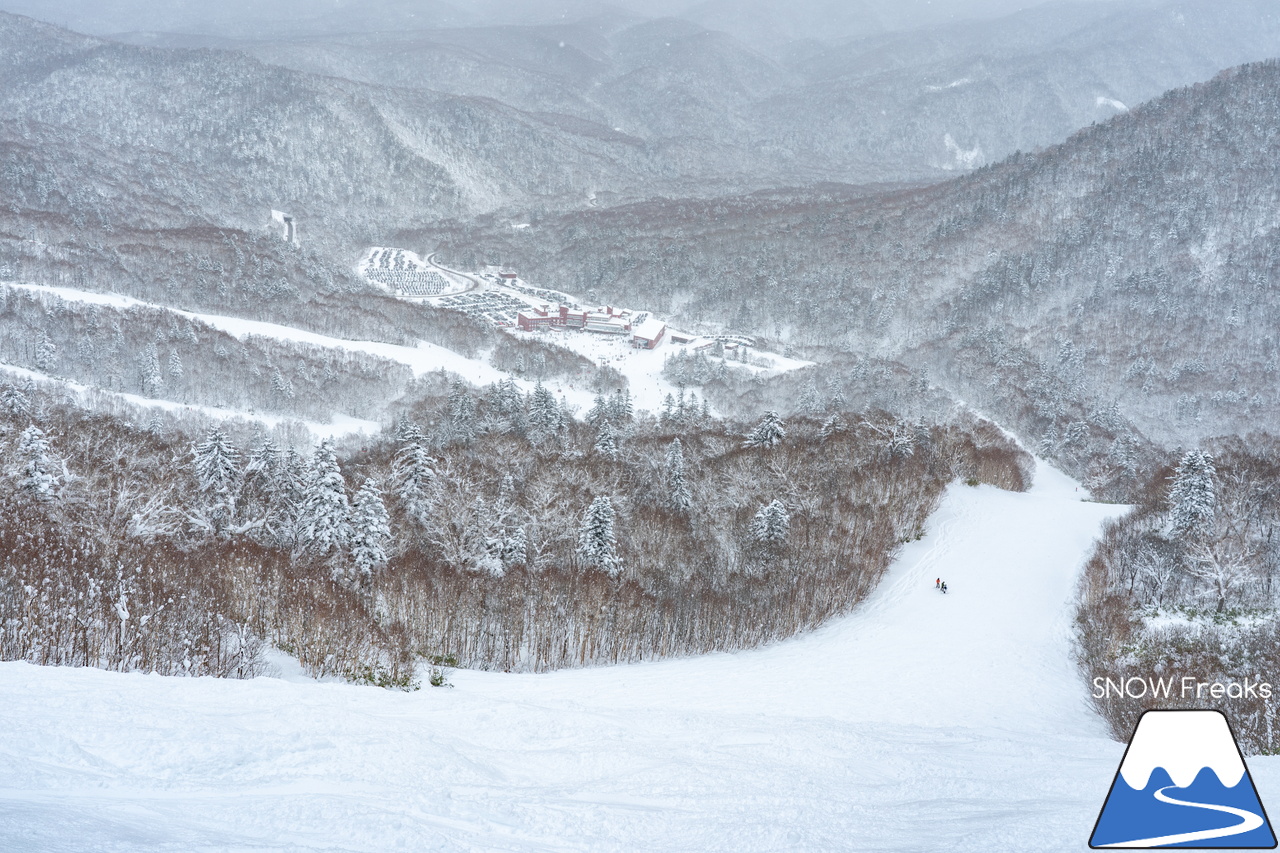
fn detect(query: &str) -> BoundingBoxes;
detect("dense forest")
[0,377,1029,681]
[1077,439,1280,753]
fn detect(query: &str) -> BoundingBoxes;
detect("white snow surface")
[7,460,1270,851]
[1118,711,1246,790]
[1096,96,1129,112]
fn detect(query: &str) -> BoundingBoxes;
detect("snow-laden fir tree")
[270,367,294,401]
[1168,450,1216,541]
[16,425,59,501]
[577,496,620,575]
[141,342,164,395]
[394,413,424,446]
[528,381,561,439]
[167,350,183,381]
[501,524,528,570]
[272,448,309,546]
[664,438,692,514]
[798,377,823,415]
[587,394,609,426]
[825,377,847,411]
[607,388,633,422]
[35,331,56,373]
[446,379,477,444]
[750,500,791,548]
[193,428,239,493]
[594,422,619,458]
[192,428,240,534]
[493,377,522,413]
[819,413,847,440]
[1,383,30,417]
[392,438,435,528]
[497,472,516,510]
[348,478,391,587]
[297,439,351,557]
[745,411,786,449]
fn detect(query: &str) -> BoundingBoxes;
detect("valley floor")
[3,460,1269,851]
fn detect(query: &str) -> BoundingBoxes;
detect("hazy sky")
[0,0,1126,45]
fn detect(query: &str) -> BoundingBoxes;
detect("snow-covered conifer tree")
[661,393,676,424]
[750,500,791,548]
[16,425,59,501]
[587,394,608,426]
[392,439,435,528]
[192,428,241,534]
[745,411,786,448]
[825,377,847,411]
[141,343,164,395]
[1168,450,1216,540]
[193,428,239,498]
[799,378,823,415]
[528,381,561,439]
[270,367,295,401]
[819,414,847,440]
[298,439,351,557]
[394,414,424,445]
[607,389,634,422]
[35,332,56,373]
[445,380,477,444]
[664,438,692,514]
[1,383,30,417]
[167,350,184,381]
[594,422,619,458]
[577,496,620,575]
[501,525,528,569]
[348,478,391,586]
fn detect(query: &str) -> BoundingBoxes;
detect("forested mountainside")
[0,378,1029,676]
[0,11,700,245]
[441,59,1280,468]
[136,0,1280,187]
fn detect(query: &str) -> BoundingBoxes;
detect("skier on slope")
[941,581,948,594]
[935,577,940,589]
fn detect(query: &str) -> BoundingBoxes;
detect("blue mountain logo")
[1091,709,1277,848]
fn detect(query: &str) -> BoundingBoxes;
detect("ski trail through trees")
[0,459,1213,853]
[462,457,1126,733]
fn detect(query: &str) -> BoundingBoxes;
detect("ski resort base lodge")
[517,304,667,349]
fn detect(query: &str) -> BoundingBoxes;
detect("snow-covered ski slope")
[3,460,1275,852]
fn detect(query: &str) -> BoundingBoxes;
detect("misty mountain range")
[1,0,1279,488]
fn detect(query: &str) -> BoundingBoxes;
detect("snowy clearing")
[4,460,1265,852]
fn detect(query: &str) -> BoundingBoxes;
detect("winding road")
[1103,786,1265,848]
